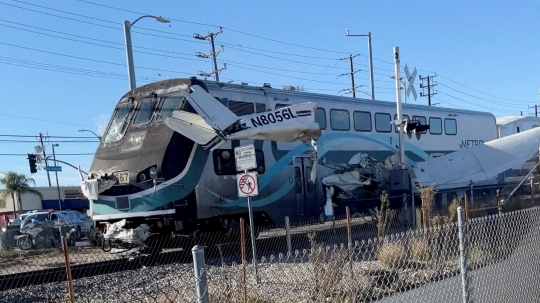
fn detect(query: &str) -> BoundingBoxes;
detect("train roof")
[200,79,495,118]
[119,77,495,118]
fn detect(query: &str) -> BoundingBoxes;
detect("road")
[377,216,540,303]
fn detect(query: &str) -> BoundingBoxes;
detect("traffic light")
[28,154,37,173]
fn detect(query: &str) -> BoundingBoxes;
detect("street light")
[346,29,375,100]
[52,143,62,211]
[124,15,170,90]
[78,129,102,141]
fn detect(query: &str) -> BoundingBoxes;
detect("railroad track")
[0,249,193,291]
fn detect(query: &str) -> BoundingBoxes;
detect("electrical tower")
[194,27,226,81]
[338,54,361,98]
[419,74,438,106]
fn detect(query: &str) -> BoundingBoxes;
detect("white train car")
[85,78,499,239]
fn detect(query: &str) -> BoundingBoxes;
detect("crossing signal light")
[405,120,430,140]
[28,154,37,173]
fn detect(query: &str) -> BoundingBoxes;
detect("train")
[81,77,499,244]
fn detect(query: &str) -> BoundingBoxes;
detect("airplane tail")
[413,127,540,189]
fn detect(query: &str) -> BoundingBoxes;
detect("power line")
[0,135,97,139]
[0,153,95,156]
[0,113,92,128]
[0,140,99,143]
[437,82,525,109]
[438,74,530,104]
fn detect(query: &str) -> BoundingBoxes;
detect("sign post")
[234,144,260,283]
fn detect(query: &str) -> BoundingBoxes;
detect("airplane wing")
[164,84,322,150]
[228,103,321,141]
[183,85,239,132]
[164,111,217,145]
[413,127,540,189]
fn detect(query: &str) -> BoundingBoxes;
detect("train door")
[293,156,318,219]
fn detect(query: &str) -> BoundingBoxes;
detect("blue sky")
[1,0,539,187]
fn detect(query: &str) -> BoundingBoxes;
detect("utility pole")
[529,105,538,117]
[39,133,52,187]
[194,27,225,81]
[419,74,438,106]
[339,54,361,98]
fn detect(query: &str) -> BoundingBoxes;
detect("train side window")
[393,114,409,132]
[330,109,350,131]
[445,118,457,135]
[413,115,427,134]
[294,167,302,193]
[305,166,314,193]
[133,99,156,125]
[315,108,326,130]
[429,117,442,135]
[213,149,265,175]
[255,103,266,113]
[375,113,392,133]
[228,100,255,116]
[354,111,372,132]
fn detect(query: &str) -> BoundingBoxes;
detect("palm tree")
[0,171,43,217]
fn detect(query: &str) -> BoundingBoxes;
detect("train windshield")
[103,102,134,143]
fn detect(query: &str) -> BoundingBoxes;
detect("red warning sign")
[237,172,259,197]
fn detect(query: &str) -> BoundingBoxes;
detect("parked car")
[55,210,94,239]
[1,214,29,249]
[20,211,79,239]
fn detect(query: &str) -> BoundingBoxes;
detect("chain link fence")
[1,197,540,302]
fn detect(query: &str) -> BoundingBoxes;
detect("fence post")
[240,218,247,303]
[61,228,74,303]
[345,207,354,277]
[192,245,210,303]
[285,216,292,254]
[457,206,469,303]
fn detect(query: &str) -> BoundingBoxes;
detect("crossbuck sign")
[404,64,417,101]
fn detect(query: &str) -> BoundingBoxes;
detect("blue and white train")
[84,77,498,238]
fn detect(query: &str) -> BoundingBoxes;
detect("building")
[496,116,540,138]
[0,186,89,227]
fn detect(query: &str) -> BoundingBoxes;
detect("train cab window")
[315,108,326,130]
[157,96,185,122]
[393,114,409,132]
[228,100,254,116]
[413,115,427,134]
[354,111,372,132]
[133,99,157,125]
[330,109,350,131]
[429,117,443,135]
[103,102,135,143]
[375,113,392,133]
[255,103,266,113]
[445,118,457,135]
[213,149,265,175]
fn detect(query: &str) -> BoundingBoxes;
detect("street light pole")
[346,30,375,100]
[52,143,62,210]
[123,15,170,90]
[78,129,102,142]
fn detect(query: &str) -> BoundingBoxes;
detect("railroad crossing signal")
[404,64,417,101]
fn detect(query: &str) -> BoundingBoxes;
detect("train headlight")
[149,167,157,179]
[121,131,146,152]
